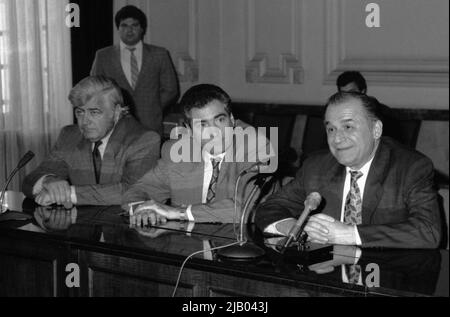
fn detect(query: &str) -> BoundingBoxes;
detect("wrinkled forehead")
[325,98,369,123]
[78,92,114,110]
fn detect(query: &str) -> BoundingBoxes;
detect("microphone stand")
[217,173,271,261]
[1,151,35,213]
[0,167,20,213]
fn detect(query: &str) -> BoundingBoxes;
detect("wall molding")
[245,0,304,84]
[175,0,199,83]
[324,0,449,87]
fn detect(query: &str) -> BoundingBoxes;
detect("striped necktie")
[127,47,139,89]
[206,159,221,204]
[344,170,363,225]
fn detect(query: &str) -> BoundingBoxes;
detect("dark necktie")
[344,170,363,225]
[127,47,139,89]
[206,159,221,204]
[92,141,102,184]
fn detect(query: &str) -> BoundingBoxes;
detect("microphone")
[217,161,270,260]
[239,160,270,176]
[17,151,35,169]
[282,192,322,249]
[1,151,35,213]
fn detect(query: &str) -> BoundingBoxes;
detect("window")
[0,0,8,116]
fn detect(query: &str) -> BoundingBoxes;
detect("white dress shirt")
[185,151,226,221]
[119,40,143,87]
[265,156,375,246]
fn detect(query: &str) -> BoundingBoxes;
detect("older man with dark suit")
[255,92,441,249]
[22,76,160,206]
[90,5,179,135]
[122,84,276,225]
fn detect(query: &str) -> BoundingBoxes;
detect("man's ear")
[114,105,123,124]
[373,120,383,139]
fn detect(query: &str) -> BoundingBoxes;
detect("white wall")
[113,0,449,109]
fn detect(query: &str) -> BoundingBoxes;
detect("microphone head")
[240,160,268,175]
[16,151,35,169]
[305,192,321,211]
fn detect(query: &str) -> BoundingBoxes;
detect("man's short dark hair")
[115,5,147,36]
[325,92,382,122]
[336,71,367,93]
[180,84,232,120]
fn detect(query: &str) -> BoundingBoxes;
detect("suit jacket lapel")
[137,44,151,90]
[101,118,129,183]
[76,138,96,184]
[319,159,346,220]
[362,140,390,224]
[112,45,134,91]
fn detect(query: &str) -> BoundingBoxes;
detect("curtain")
[0,0,73,191]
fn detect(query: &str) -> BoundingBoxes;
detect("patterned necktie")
[92,141,102,184]
[345,264,362,285]
[344,170,363,225]
[127,47,139,89]
[206,159,221,203]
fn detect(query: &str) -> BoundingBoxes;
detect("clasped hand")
[34,205,77,231]
[130,200,183,227]
[133,221,182,238]
[35,176,73,207]
[308,245,360,274]
[304,213,356,245]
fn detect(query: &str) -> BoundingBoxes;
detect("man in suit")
[255,92,441,249]
[122,84,276,225]
[90,5,179,135]
[22,76,160,206]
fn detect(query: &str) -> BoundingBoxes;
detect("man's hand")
[308,245,360,274]
[304,213,356,245]
[274,218,298,236]
[131,200,184,227]
[36,176,72,206]
[134,221,183,238]
[34,206,77,231]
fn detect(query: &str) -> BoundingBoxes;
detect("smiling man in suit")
[90,5,179,135]
[256,92,441,249]
[22,76,160,206]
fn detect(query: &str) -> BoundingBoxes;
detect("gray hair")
[68,76,124,109]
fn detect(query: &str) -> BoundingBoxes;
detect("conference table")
[0,200,448,297]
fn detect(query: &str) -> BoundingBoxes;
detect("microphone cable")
[171,240,240,297]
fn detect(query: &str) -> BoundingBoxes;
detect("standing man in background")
[91,5,179,135]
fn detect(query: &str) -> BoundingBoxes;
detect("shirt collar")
[346,155,375,175]
[120,40,143,51]
[203,150,226,163]
[93,124,115,149]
